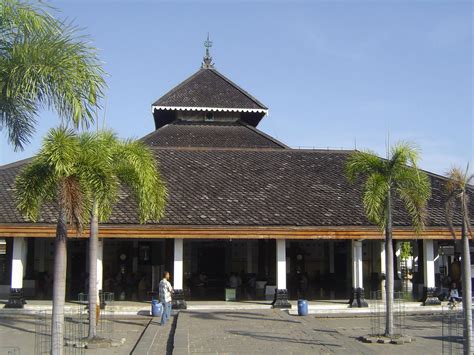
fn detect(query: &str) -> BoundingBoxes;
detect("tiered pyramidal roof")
[152,68,268,114]
[151,37,268,130]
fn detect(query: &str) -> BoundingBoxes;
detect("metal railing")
[34,292,115,354]
[35,310,85,355]
[369,290,406,338]
[442,307,469,355]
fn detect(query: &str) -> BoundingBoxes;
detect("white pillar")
[11,238,26,289]
[352,240,363,289]
[395,241,401,280]
[276,239,286,290]
[423,239,436,288]
[329,241,335,274]
[380,241,386,275]
[174,238,183,290]
[97,239,103,291]
[380,241,386,298]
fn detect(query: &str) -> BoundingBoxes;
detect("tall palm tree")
[0,0,105,150]
[445,166,473,354]
[16,127,91,354]
[346,142,431,336]
[79,131,167,339]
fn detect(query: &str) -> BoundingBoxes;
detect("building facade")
[0,47,471,309]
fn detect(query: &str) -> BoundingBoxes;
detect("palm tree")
[16,127,91,354]
[79,131,167,339]
[346,142,431,336]
[0,0,105,150]
[445,166,473,354]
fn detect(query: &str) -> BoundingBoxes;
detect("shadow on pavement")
[227,329,343,348]
[185,310,301,323]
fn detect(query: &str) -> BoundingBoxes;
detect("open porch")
[0,232,459,309]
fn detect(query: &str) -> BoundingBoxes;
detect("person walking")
[159,271,173,326]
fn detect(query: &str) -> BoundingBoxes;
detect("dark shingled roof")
[152,68,268,111]
[0,148,471,227]
[141,120,287,149]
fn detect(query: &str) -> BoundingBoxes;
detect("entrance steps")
[0,299,450,316]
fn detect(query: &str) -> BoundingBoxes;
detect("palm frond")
[40,127,80,177]
[445,165,473,239]
[395,166,431,234]
[0,0,60,39]
[0,0,106,150]
[389,141,421,172]
[346,141,431,237]
[0,95,36,150]
[15,158,56,221]
[77,130,119,222]
[345,150,385,183]
[114,139,167,223]
[362,173,389,230]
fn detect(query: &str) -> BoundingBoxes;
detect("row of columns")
[6,237,441,309]
[267,239,440,308]
[6,238,104,308]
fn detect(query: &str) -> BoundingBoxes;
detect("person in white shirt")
[449,282,462,304]
[159,271,173,326]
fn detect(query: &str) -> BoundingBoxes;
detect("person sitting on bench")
[449,282,462,305]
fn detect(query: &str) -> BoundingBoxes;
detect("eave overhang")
[152,106,268,114]
[0,224,462,240]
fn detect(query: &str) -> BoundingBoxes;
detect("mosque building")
[0,39,469,309]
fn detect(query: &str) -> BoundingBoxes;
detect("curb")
[172,312,189,355]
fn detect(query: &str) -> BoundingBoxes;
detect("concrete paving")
[0,314,151,354]
[131,314,176,355]
[0,306,459,354]
[173,310,450,355]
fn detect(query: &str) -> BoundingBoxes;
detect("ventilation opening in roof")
[205,112,214,122]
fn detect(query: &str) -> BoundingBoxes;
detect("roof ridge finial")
[202,33,214,69]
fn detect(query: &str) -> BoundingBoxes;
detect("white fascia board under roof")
[152,105,268,114]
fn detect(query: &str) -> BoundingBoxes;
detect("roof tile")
[1,148,471,228]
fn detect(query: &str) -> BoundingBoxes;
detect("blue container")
[151,299,163,317]
[297,299,308,316]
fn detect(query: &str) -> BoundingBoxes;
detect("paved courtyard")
[0,310,458,354]
[174,310,448,354]
[0,314,173,355]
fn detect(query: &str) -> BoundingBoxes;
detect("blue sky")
[1,0,472,176]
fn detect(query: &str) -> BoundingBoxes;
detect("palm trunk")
[461,215,472,354]
[88,199,99,339]
[51,208,68,355]
[385,189,394,337]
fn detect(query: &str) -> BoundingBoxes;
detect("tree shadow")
[110,318,150,327]
[166,314,178,355]
[185,310,301,324]
[224,313,301,324]
[0,319,37,335]
[227,329,342,348]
